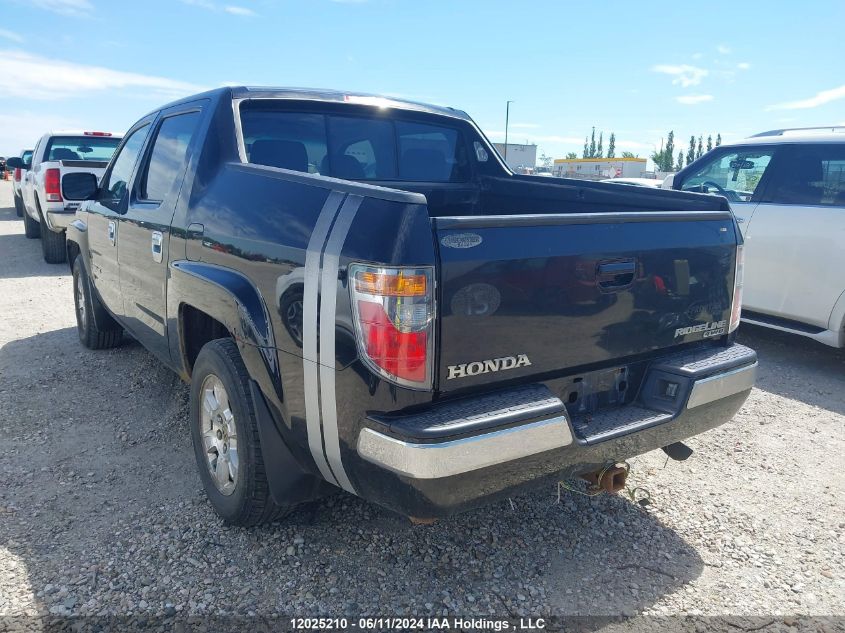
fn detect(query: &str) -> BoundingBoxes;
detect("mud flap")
[248,380,333,506]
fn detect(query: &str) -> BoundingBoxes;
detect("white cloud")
[717,44,731,55]
[692,52,703,60]
[737,62,751,70]
[0,50,205,100]
[676,94,714,105]
[0,28,24,43]
[651,64,708,88]
[28,0,93,15]
[224,5,255,15]
[767,85,845,110]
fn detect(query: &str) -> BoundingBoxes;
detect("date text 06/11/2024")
[289,617,547,630]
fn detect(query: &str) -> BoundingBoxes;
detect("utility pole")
[504,100,513,165]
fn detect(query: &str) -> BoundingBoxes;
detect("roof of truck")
[727,126,845,146]
[234,86,471,119]
[151,86,473,122]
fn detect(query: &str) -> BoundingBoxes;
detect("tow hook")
[580,463,629,494]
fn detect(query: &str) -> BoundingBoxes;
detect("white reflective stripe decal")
[318,194,363,494]
[302,190,345,485]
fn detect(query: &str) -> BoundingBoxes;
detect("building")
[493,143,537,173]
[552,157,647,180]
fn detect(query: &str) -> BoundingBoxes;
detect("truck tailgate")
[434,211,738,392]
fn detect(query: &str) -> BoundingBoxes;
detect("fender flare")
[168,260,279,391]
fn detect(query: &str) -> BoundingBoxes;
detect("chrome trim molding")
[687,362,758,409]
[357,416,573,480]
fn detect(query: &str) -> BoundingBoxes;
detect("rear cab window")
[239,101,470,183]
[680,146,775,202]
[44,135,121,162]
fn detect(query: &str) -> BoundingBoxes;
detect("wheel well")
[181,305,231,376]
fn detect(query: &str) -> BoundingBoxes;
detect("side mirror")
[661,174,676,190]
[62,172,99,201]
[6,157,23,170]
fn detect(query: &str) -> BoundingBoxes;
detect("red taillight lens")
[45,168,62,202]
[350,265,434,388]
[729,245,744,333]
[14,168,21,182]
[357,302,428,383]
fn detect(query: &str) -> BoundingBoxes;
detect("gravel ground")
[1,180,844,625]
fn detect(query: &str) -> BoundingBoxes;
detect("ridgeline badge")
[674,320,727,339]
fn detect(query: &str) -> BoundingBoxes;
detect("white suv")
[17,131,121,263]
[666,126,845,348]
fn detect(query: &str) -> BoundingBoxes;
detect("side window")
[327,116,396,180]
[681,148,774,202]
[763,145,845,206]
[140,111,202,202]
[101,125,150,209]
[396,121,468,182]
[240,110,327,174]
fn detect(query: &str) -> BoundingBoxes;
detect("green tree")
[706,135,713,152]
[696,135,703,159]
[583,137,589,158]
[607,132,616,158]
[621,151,638,158]
[566,152,578,159]
[597,132,603,158]
[676,151,684,171]
[652,132,674,172]
[539,152,553,169]
[589,127,597,158]
[687,136,696,165]
[665,131,675,171]
[715,133,722,147]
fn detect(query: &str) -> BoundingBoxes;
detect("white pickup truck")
[11,131,121,263]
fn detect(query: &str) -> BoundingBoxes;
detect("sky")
[2,0,845,166]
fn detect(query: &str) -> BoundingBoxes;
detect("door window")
[762,144,845,206]
[140,111,202,202]
[101,125,150,210]
[680,147,775,202]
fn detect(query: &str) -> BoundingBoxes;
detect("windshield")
[45,136,121,162]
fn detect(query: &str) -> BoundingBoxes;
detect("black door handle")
[597,259,636,291]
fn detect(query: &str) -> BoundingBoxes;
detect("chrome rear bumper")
[357,344,757,482]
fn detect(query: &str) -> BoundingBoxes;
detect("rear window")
[44,136,121,162]
[22,150,33,163]
[240,104,469,182]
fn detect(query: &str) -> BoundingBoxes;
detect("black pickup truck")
[64,87,757,526]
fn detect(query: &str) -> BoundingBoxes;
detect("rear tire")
[38,204,66,264]
[14,194,23,217]
[72,257,122,349]
[190,338,291,526]
[22,205,40,239]
[41,227,67,264]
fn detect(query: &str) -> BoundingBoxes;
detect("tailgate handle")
[597,259,636,291]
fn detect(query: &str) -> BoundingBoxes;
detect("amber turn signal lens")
[353,271,427,296]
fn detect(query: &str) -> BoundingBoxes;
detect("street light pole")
[504,100,513,164]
